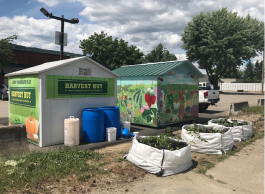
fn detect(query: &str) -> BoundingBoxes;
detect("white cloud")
[253,54,263,64]
[1,0,263,59]
[176,54,187,60]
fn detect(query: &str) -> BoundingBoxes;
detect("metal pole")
[261,51,265,93]
[60,15,64,60]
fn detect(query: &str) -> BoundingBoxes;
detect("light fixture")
[40,8,50,17]
[71,18,79,24]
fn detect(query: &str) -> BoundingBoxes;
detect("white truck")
[198,82,220,112]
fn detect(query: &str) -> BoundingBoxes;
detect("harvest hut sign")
[46,75,113,98]
[59,80,108,95]
[6,56,119,147]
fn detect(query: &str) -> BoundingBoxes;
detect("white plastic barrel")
[121,121,130,131]
[106,127,117,142]
[64,116,80,146]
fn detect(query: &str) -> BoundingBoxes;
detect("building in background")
[1,44,83,84]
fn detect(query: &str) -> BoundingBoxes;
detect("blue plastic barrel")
[99,106,120,139]
[83,108,104,143]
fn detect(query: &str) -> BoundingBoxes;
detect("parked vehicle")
[199,82,211,90]
[0,84,9,100]
[199,82,219,112]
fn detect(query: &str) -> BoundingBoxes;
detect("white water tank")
[64,116,80,146]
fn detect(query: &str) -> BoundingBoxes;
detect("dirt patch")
[252,120,264,132]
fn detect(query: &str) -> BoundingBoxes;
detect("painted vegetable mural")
[26,116,38,140]
[9,75,39,145]
[117,67,199,127]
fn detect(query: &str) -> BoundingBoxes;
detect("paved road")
[207,91,264,112]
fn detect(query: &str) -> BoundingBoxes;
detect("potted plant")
[208,118,253,141]
[126,128,193,177]
[181,123,234,154]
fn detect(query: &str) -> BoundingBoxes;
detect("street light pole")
[40,8,79,60]
[61,15,64,60]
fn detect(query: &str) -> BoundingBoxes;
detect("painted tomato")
[26,116,38,139]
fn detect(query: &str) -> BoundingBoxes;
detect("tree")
[79,31,144,70]
[181,8,264,89]
[143,43,177,63]
[253,60,262,81]
[221,68,243,78]
[0,35,17,81]
[244,61,254,82]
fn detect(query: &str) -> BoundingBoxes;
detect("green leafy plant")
[187,123,228,135]
[139,133,184,151]
[216,119,249,127]
[164,127,173,136]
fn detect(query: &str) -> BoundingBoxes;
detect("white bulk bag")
[181,124,234,155]
[208,118,253,141]
[126,137,192,177]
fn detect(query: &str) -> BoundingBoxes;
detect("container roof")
[5,56,119,77]
[113,60,204,77]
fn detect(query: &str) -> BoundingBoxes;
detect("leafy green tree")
[79,31,144,70]
[253,60,262,81]
[181,8,264,89]
[244,61,254,81]
[0,35,17,80]
[221,68,243,78]
[144,43,177,63]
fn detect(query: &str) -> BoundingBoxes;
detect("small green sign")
[10,87,36,108]
[58,79,108,95]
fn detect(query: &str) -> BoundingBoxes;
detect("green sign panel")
[46,75,115,99]
[58,79,108,95]
[10,87,36,108]
[9,74,39,145]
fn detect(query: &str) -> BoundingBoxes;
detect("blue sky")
[0,0,263,73]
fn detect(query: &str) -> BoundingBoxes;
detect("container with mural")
[9,74,39,145]
[113,60,204,127]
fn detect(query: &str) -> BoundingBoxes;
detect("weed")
[207,174,214,179]
[198,168,207,174]
[117,157,126,162]
[78,174,91,182]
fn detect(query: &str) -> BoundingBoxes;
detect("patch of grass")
[197,158,215,174]
[117,157,127,162]
[207,174,214,179]
[242,105,264,115]
[0,147,102,193]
